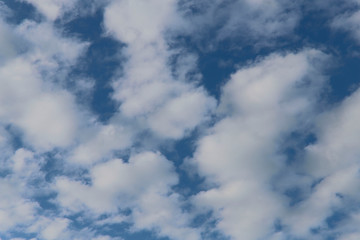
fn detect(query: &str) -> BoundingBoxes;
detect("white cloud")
[191,49,329,239]
[41,218,70,240]
[27,216,117,240]
[104,0,216,140]
[0,1,207,239]
[340,233,360,240]
[0,148,42,233]
[0,58,79,150]
[148,89,215,139]
[283,166,360,237]
[15,20,88,71]
[332,9,360,43]
[3,0,360,239]
[0,18,89,151]
[305,89,360,177]
[0,179,39,232]
[277,82,360,238]
[56,152,177,213]
[56,151,200,240]
[104,0,179,44]
[70,123,133,165]
[131,191,201,240]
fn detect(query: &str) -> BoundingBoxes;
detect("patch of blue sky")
[171,3,360,107]
[2,0,40,24]
[91,222,171,240]
[4,124,25,150]
[295,5,360,103]
[64,9,123,122]
[1,232,37,240]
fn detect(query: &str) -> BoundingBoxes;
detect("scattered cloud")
[192,49,330,239]
[1,0,360,240]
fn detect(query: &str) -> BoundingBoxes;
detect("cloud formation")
[2,0,360,240]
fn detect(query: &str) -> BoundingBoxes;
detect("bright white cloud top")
[1,0,360,240]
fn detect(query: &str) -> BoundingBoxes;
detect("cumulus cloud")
[305,89,360,177]
[104,0,216,140]
[279,86,360,238]
[0,148,42,234]
[0,57,79,150]
[191,49,329,239]
[0,179,39,232]
[70,123,134,165]
[3,0,360,239]
[0,10,90,151]
[55,151,200,240]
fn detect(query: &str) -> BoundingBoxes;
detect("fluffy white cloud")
[56,152,175,211]
[70,123,133,165]
[40,218,70,240]
[278,84,360,238]
[191,49,329,239]
[0,148,43,233]
[56,151,200,239]
[4,0,360,239]
[147,89,215,139]
[0,179,39,232]
[0,58,79,150]
[283,166,360,237]
[0,16,88,151]
[104,0,180,43]
[104,0,216,140]
[15,20,88,75]
[305,89,360,177]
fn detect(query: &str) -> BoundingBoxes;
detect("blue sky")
[1,0,360,240]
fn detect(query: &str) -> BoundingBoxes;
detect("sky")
[2,0,360,240]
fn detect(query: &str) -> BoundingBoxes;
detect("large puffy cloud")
[281,86,360,238]
[305,89,360,177]
[69,123,134,165]
[191,49,329,239]
[55,151,201,240]
[0,15,87,151]
[0,148,41,233]
[0,54,79,151]
[4,0,360,240]
[0,6,101,238]
[0,179,39,232]
[104,0,216,140]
